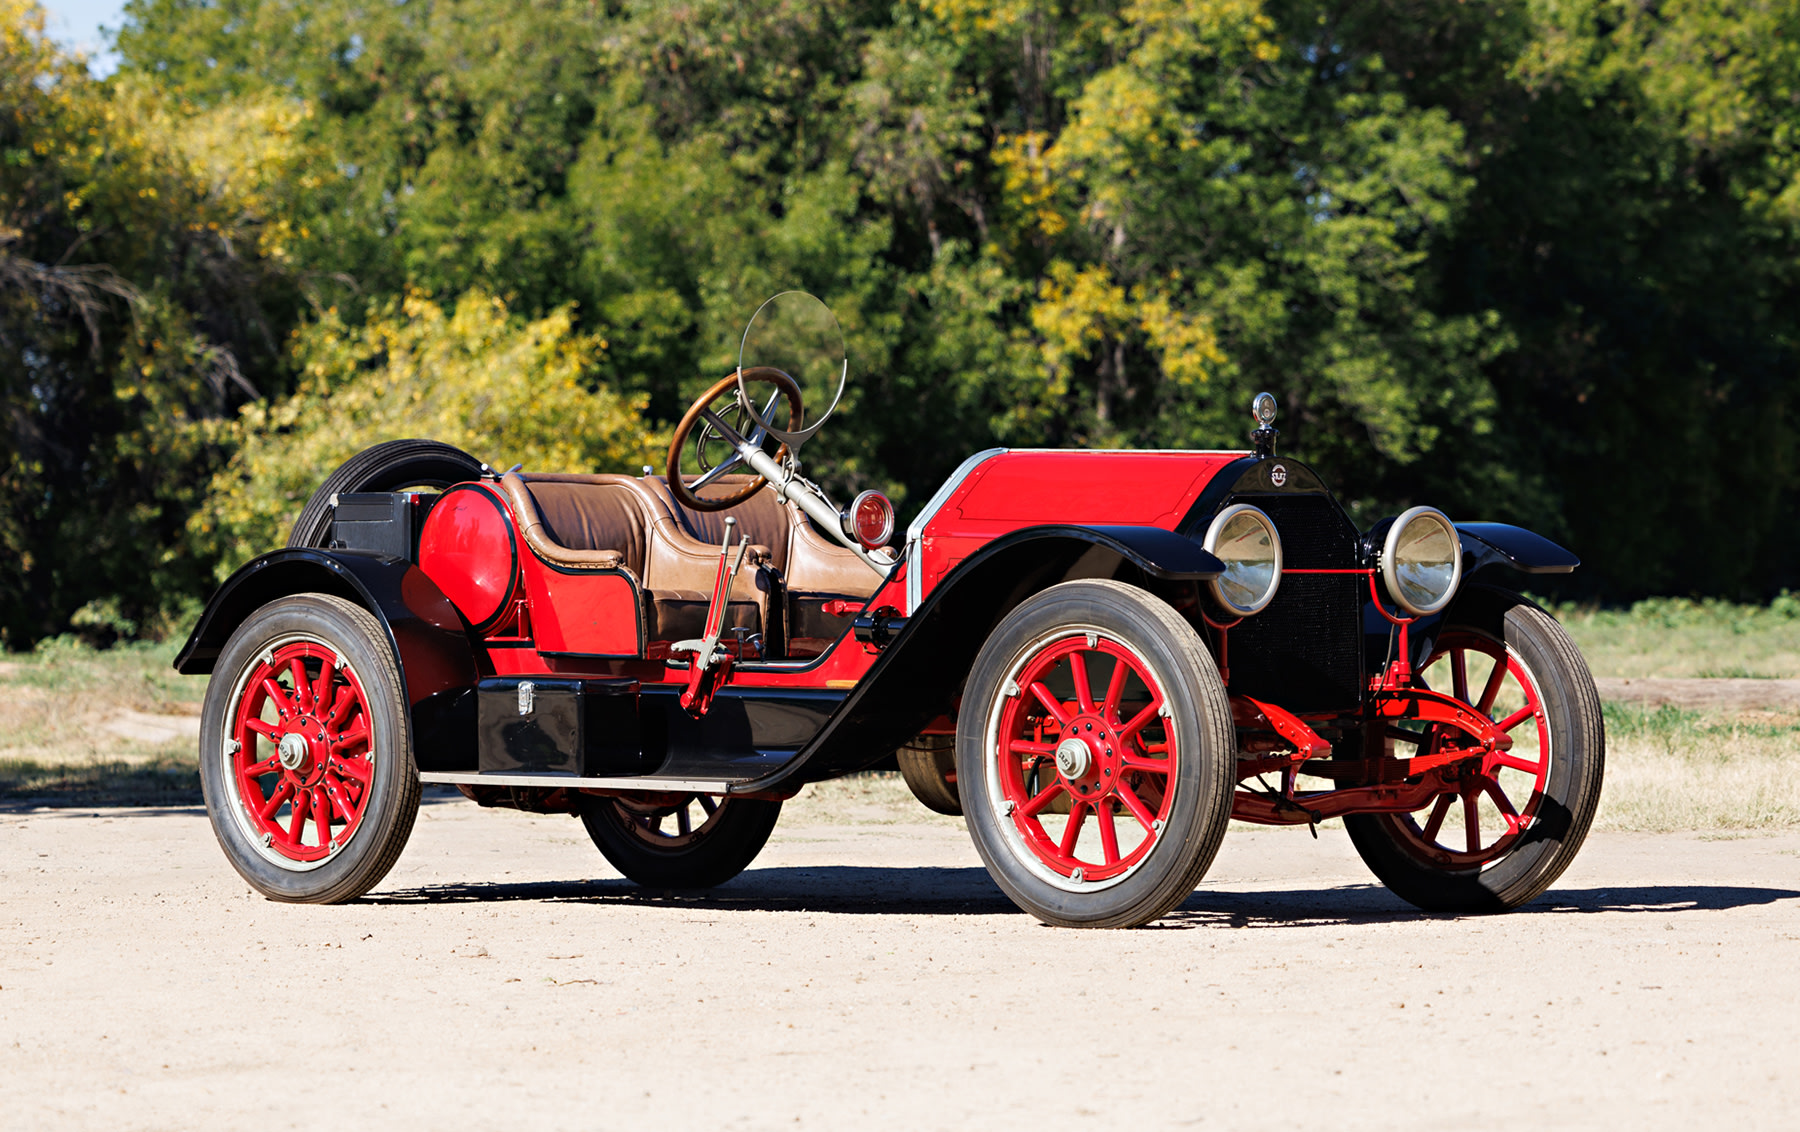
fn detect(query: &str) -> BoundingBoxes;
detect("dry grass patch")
[1594,702,1800,833]
[0,638,206,805]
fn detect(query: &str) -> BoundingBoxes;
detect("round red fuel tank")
[417,483,518,630]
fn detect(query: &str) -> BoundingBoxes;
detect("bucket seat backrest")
[519,478,650,577]
[647,477,793,574]
[507,472,771,648]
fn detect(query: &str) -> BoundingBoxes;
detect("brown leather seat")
[499,472,882,656]
[641,477,887,655]
[500,473,762,647]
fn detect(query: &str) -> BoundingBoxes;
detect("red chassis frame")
[1220,574,1523,829]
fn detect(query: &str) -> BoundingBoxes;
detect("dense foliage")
[5,0,1800,643]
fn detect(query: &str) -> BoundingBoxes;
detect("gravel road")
[3,795,1798,1130]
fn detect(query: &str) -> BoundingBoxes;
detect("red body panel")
[912,451,1242,605]
[520,562,641,656]
[426,451,1243,695]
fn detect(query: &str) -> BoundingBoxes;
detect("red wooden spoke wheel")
[1344,588,1605,913]
[200,594,419,904]
[993,634,1178,884]
[225,639,377,865]
[1381,630,1553,869]
[960,580,1235,929]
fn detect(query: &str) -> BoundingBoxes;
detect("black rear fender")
[174,548,478,714]
[742,525,1222,792]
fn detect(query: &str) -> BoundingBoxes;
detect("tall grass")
[1552,593,1800,679]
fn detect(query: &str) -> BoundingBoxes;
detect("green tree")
[1,1,309,643]
[93,0,1800,603]
[192,290,663,574]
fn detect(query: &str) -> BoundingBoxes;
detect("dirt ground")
[1595,676,1800,710]
[3,793,1797,1131]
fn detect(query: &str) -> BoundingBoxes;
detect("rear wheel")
[288,439,486,549]
[958,580,1235,928]
[1345,588,1605,912]
[896,735,961,815]
[577,793,781,889]
[199,594,420,903]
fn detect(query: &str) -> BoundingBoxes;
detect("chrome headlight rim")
[1381,505,1463,617]
[1202,503,1283,617]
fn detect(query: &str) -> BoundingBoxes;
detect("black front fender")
[173,549,478,712]
[1457,522,1580,577]
[738,524,1221,793]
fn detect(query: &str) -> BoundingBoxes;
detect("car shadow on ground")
[1154,883,1800,930]
[367,866,1800,924]
[369,865,1021,915]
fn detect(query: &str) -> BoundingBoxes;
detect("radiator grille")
[1223,493,1364,711]
[1246,492,1361,569]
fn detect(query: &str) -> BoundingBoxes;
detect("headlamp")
[1203,504,1282,616]
[1381,506,1462,616]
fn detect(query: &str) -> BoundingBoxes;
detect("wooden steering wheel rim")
[666,367,803,512]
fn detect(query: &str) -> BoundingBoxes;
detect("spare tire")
[288,439,488,549]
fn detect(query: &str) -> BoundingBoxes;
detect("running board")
[418,771,737,794]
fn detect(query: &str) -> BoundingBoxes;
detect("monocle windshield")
[736,290,847,447]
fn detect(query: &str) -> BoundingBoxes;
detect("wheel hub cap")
[1054,737,1092,781]
[278,732,310,772]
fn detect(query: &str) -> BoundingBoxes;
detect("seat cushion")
[646,592,762,646]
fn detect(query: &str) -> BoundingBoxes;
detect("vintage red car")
[177,293,1601,928]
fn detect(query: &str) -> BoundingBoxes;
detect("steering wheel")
[666,367,803,512]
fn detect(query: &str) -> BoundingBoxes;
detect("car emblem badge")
[1270,464,1288,487]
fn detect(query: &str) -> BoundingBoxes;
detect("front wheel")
[199,594,421,902]
[958,580,1236,928]
[577,793,781,888]
[1345,587,1605,912]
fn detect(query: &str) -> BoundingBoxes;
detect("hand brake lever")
[672,517,751,716]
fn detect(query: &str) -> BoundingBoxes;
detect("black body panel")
[1061,524,1226,579]
[173,548,480,765]
[474,677,645,776]
[480,677,584,775]
[330,492,431,560]
[646,688,844,781]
